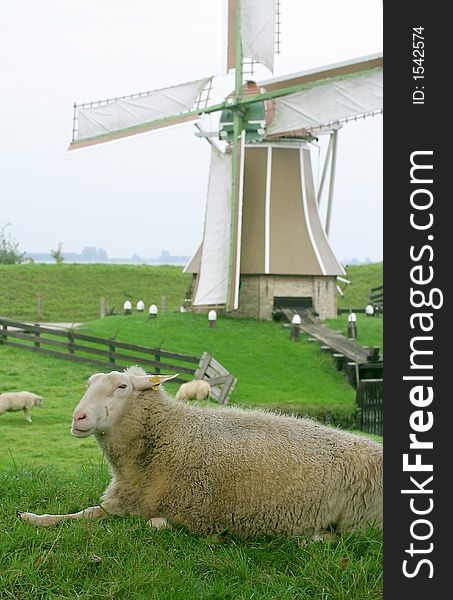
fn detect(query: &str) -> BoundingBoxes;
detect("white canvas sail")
[75,77,212,143]
[241,0,276,72]
[267,69,382,136]
[193,148,232,306]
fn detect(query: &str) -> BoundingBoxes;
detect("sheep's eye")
[117,384,127,389]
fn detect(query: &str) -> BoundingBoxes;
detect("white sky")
[0,0,383,262]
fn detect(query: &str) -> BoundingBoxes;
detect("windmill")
[69,0,382,320]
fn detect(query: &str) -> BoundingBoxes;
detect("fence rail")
[0,318,198,383]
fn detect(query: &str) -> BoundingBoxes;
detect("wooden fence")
[356,378,383,436]
[0,318,238,403]
[0,318,199,383]
[195,352,237,404]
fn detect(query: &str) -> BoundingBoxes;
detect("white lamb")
[0,392,44,423]
[175,379,211,402]
[19,366,382,538]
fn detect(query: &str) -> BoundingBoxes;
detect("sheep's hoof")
[148,517,170,530]
[18,511,56,527]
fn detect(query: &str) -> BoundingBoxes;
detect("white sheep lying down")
[19,366,382,538]
[175,379,211,402]
[0,392,43,423]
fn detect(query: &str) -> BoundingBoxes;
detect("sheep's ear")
[131,373,179,391]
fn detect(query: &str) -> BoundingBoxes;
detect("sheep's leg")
[147,517,170,530]
[24,408,32,423]
[18,505,108,527]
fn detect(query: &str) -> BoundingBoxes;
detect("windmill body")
[185,137,345,320]
[69,0,382,321]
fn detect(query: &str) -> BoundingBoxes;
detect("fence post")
[37,295,43,321]
[100,297,106,319]
[68,329,75,354]
[0,322,7,345]
[155,348,161,374]
[109,338,116,366]
[34,323,41,350]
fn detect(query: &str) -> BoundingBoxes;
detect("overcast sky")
[1,0,382,262]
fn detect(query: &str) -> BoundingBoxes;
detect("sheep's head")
[71,366,178,438]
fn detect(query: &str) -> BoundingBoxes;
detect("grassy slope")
[324,313,384,352]
[1,261,382,317]
[0,264,383,598]
[78,312,356,406]
[0,263,192,321]
[0,346,102,469]
[0,263,383,470]
[0,311,356,471]
[338,261,383,310]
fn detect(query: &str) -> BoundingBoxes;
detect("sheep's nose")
[73,411,87,422]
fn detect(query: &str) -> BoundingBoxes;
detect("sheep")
[0,392,43,423]
[19,366,382,538]
[175,379,211,402]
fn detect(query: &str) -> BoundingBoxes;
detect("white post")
[290,314,301,342]
[347,311,357,339]
[208,310,217,328]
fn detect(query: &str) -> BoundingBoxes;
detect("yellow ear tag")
[150,375,161,390]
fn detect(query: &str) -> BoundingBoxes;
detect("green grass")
[0,264,383,597]
[0,346,102,470]
[78,312,356,407]
[324,313,383,353]
[1,465,383,599]
[338,262,383,310]
[0,310,358,471]
[0,261,383,320]
[0,263,192,321]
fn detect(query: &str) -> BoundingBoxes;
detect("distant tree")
[0,223,25,264]
[81,246,108,261]
[81,246,97,259]
[51,242,64,264]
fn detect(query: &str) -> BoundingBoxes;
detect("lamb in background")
[0,392,44,423]
[175,379,211,402]
[19,366,382,538]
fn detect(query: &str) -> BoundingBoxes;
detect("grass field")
[0,262,382,322]
[0,263,192,322]
[1,463,383,599]
[78,312,358,407]
[0,263,383,598]
[337,262,383,311]
[324,313,384,353]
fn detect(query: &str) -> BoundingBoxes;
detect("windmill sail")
[68,0,382,319]
[266,69,382,137]
[226,0,277,72]
[260,54,382,94]
[193,147,233,307]
[70,77,212,150]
